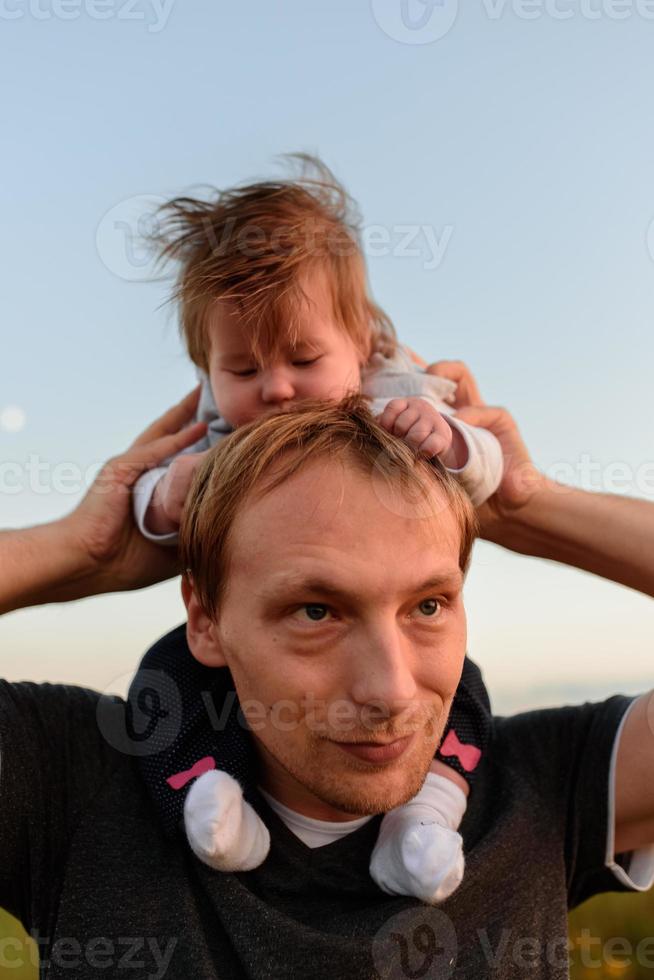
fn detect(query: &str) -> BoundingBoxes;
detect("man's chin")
[307,764,432,817]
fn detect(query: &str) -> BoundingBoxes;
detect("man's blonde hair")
[152,154,397,371]
[180,395,478,619]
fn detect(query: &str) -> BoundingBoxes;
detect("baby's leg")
[369,657,491,904]
[130,627,269,870]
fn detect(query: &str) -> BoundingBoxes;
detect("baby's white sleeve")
[132,466,179,546]
[132,423,213,545]
[441,412,503,507]
[132,371,221,546]
[367,391,503,507]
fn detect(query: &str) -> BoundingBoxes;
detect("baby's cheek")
[212,379,245,428]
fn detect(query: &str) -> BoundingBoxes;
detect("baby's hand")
[378,397,467,468]
[145,451,208,536]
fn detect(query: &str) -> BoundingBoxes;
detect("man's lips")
[331,734,415,764]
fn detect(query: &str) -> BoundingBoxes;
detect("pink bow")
[439,730,482,772]
[166,755,216,790]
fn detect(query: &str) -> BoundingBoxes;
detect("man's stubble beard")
[261,706,449,817]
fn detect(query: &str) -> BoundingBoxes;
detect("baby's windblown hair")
[150,153,397,370]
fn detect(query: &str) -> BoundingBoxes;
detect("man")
[1,388,653,979]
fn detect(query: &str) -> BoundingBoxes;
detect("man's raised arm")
[450,386,654,855]
[0,388,206,615]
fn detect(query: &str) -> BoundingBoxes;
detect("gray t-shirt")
[0,676,646,979]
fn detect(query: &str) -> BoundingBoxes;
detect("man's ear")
[181,575,226,667]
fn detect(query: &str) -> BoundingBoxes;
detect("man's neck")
[259,787,375,849]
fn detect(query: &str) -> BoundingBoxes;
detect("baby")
[132,156,500,904]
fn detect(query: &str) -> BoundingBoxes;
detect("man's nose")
[349,622,418,719]
[260,367,295,404]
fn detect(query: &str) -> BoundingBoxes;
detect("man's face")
[205,270,364,429]
[186,458,467,821]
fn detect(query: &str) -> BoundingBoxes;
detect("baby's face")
[205,272,365,428]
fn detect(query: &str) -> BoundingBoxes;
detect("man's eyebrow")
[259,571,463,602]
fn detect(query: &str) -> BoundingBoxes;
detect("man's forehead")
[229,458,462,577]
[255,563,464,604]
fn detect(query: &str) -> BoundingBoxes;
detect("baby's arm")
[376,395,503,506]
[134,452,209,540]
[376,396,468,470]
[133,373,227,543]
[364,346,503,506]
[439,409,504,506]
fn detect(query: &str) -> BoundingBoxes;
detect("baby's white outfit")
[133,345,503,542]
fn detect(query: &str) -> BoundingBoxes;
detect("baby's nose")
[261,369,295,403]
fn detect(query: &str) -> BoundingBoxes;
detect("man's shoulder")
[0,678,134,786]
[492,695,633,755]
[489,695,633,790]
[0,678,106,733]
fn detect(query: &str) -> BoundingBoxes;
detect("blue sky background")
[1,0,654,711]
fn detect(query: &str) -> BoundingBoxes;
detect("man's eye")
[297,604,330,622]
[417,598,441,618]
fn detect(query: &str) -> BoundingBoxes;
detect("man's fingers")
[129,421,208,476]
[404,346,428,369]
[131,386,203,448]
[454,404,513,438]
[103,421,208,491]
[425,361,485,409]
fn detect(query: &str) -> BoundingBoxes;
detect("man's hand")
[0,387,208,614]
[425,360,485,411]
[424,361,544,537]
[378,397,468,468]
[146,452,209,537]
[64,387,208,595]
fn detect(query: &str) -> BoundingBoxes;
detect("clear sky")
[1,0,654,712]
